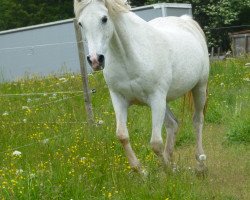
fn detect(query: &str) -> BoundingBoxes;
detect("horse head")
[74,0,129,71]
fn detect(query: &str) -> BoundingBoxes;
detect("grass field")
[0,57,249,199]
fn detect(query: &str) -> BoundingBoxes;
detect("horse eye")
[101,16,108,24]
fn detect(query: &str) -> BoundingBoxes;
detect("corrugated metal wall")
[0,20,78,82]
[0,3,192,82]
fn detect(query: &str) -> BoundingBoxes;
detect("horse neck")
[108,12,152,63]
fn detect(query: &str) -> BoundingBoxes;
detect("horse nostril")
[87,55,92,65]
[98,54,105,63]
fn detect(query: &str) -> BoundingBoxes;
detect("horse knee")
[118,137,129,145]
[116,128,129,145]
[150,140,163,155]
[193,113,204,126]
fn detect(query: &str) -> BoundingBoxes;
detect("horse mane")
[74,0,131,19]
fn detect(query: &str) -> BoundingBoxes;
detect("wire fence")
[2,93,82,114]
[0,41,80,52]
[0,135,60,155]
[0,87,99,155]
[0,19,101,154]
[0,23,249,155]
[0,91,83,97]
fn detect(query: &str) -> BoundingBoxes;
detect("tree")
[0,0,26,31]
[0,0,74,31]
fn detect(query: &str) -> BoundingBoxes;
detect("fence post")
[245,34,248,54]
[211,47,214,59]
[217,47,221,59]
[73,18,94,124]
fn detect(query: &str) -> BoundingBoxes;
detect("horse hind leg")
[191,83,208,173]
[163,105,179,166]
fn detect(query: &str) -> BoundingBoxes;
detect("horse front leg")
[110,91,141,172]
[149,94,166,161]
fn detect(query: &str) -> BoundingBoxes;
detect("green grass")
[0,57,249,199]
[226,109,250,144]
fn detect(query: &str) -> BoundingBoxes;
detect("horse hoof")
[139,168,148,177]
[195,165,208,178]
[131,166,148,178]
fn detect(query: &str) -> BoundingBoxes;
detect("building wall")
[0,20,79,82]
[0,3,192,82]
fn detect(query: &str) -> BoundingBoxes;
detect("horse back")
[148,16,209,100]
[149,16,207,52]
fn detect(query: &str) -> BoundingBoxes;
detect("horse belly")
[167,38,208,100]
[166,81,196,101]
[166,60,204,101]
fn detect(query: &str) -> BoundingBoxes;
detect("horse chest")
[105,71,154,103]
[116,77,148,96]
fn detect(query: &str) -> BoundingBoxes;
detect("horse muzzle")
[87,54,105,71]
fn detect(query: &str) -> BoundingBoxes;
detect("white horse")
[74,0,209,174]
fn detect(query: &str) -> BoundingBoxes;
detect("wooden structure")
[73,19,94,123]
[230,30,250,56]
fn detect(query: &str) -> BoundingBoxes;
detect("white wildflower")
[13,150,22,156]
[59,77,68,83]
[49,93,57,99]
[23,119,27,123]
[42,138,49,144]
[172,163,179,173]
[16,169,24,175]
[2,111,9,116]
[27,98,32,103]
[80,157,86,162]
[97,120,104,125]
[29,173,36,179]
[22,106,29,110]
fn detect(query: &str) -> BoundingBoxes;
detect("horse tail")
[182,91,193,120]
[182,87,208,121]
[204,87,208,116]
